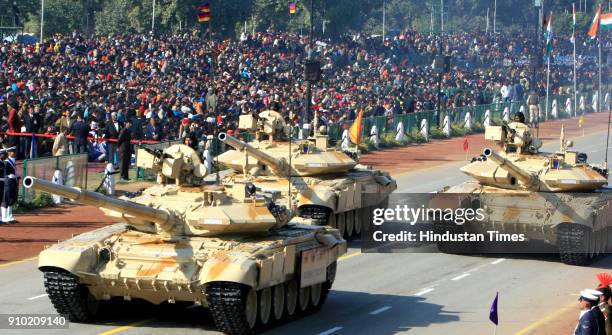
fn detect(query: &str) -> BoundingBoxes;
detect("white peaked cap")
[580,290,600,301]
[584,289,603,296]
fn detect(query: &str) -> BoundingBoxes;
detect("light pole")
[440,0,444,32]
[493,0,497,34]
[40,0,44,41]
[151,0,156,33]
[382,0,386,42]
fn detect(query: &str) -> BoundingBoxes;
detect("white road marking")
[27,294,48,300]
[369,306,392,315]
[491,258,506,265]
[318,326,343,335]
[414,288,434,296]
[450,273,470,281]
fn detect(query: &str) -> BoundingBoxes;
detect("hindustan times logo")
[372,205,487,226]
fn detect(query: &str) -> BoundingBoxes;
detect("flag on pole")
[349,110,364,144]
[463,137,469,152]
[289,2,297,14]
[197,3,211,22]
[579,115,585,127]
[587,6,601,38]
[489,292,499,326]
[545,12,553,58]
[602,13,612,29]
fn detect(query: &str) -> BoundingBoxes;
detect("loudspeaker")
[304,60,322,82]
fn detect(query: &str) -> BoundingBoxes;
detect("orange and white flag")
[349,110,364,144]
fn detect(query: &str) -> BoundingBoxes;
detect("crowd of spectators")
[0,28,609,162]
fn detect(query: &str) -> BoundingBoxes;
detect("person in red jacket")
[7,101,22,157]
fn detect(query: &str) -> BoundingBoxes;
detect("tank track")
[317,262,336,309]
[557,224,590,266]
[43,270,98,322]
[205,282,254,335]
[206,263,337,334]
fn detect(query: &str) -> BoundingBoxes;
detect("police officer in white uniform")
[2,147,19,224]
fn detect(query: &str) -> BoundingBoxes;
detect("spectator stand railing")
[20,153,88,203]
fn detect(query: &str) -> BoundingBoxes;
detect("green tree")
[24,0,86,38]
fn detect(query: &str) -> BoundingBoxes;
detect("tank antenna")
[605,98,611,170]
[288,112,293,209]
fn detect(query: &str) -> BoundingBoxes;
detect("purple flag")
[489,292,499,325]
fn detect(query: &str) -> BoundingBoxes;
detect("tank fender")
[38,245,99,275]
[37,224,128,275]
[297,189,336,211]
[199,253,258,288]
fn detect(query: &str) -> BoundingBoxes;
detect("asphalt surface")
[0,130,610,335]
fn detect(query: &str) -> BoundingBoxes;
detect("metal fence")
[326,90,607,143]
[21,153,88,203]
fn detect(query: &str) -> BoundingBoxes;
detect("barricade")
[324,91,597,144]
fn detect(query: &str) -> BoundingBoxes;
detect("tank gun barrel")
[218,133,290,176]
[23,177,175,232]
[483,148,537,189]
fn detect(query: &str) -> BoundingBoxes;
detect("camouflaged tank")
[217,110,397,239]
[24,144,346,334]
[438,122,611,265]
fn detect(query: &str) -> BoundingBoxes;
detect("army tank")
[217,110,397,238]
[25,144,346,334]
[436,121,611,265]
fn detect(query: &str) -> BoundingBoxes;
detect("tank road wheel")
[206,282,258,335]
[272,284,285,321]
[354,209,362,236]
[557,224,590,266]
[43,269,99,322]
[310,283,323,308]
[345,211,355,237]
[285,280,298,317]
[298,285,310,312]
[258,288,272,325]
[336,213,346,238]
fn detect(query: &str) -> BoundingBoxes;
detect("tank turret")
[218,132,291,177]
[23,176,292,236]
[482,148,538,189]
[24,176,176,233]
[137,144,208,185]
[218,132,357,176]
[461,123,608,192]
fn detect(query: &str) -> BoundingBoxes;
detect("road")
[0,131,610,335]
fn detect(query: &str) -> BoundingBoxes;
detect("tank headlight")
[99,248,111,263]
